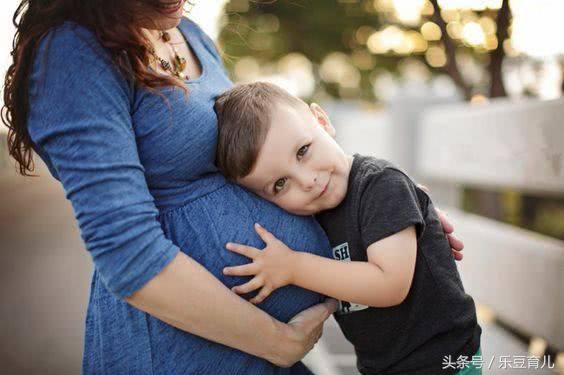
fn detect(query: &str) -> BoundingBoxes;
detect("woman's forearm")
[126,252,294,365]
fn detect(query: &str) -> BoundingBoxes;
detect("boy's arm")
[293,225,417,306]
[224,223,416,307]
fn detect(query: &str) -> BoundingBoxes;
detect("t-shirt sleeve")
[359,168,426,250]
[27,25,179,299]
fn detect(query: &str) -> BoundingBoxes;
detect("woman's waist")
[149,173,227,212]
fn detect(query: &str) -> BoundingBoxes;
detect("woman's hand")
[271,299,338,367]
[224,223,297,304]
[436,207,464,260]
[128,251,336,367]
[417,184,464,261]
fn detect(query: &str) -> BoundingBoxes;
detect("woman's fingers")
[287,299,337,348]
[452,249,464,261]
[223,262,259,277]
[447,233,464,252]
[225,242,261,259]
[313,325,323,343]
[232,277,263,295]
[436,208,454,234]
[283,299,337,361]
[322,299,339,316]
[288,299,337,327]
[249,286,272,305]
[417,183,430,194]
[254,223,278,244]
[436,209,465,254]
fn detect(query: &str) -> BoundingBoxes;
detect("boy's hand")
[223,223,297,304]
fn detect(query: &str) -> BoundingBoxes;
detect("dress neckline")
[176,18,206,84]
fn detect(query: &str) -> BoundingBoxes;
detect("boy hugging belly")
[214,82,481,375]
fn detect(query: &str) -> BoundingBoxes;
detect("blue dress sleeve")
[27,24,179,298]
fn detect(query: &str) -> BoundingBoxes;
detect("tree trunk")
[428,0,472,100]
[488,0,510,98]
[428,0,514,221]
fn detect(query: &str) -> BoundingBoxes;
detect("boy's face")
[237,102,353,216]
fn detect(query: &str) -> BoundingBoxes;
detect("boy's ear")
[310,103,336,138]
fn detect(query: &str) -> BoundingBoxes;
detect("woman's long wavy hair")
[2,0,188,175]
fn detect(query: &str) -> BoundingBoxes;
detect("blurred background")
[1,0,563,374]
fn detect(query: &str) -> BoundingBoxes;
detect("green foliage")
[219,0,399,100]
[220,0,382,65]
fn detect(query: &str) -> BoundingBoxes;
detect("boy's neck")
[343,153,355,187]
[344,152,354,172]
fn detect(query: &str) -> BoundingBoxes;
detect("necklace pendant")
[174,55,187,73]
[150,31,189,80]
[160,60,171,71]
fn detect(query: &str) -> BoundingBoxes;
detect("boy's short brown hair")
[214,82,307,180]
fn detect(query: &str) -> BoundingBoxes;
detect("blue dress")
[27,19,331,374]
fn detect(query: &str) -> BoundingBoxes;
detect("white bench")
[417,98,564,371]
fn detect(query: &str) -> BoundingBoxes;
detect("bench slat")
[447,208,564,349]
[417,98,564,196]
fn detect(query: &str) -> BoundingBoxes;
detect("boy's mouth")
[317,177,330,199]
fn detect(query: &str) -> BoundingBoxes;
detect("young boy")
[214,82,481,374]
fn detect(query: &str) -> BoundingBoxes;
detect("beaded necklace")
[149,31,189,80]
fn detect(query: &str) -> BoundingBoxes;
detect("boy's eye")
[297,144,310,159]
[273,177,287,194]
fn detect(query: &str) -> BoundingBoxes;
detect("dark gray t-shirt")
[316,155,481,374]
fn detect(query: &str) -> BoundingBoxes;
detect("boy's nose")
[297,173,317,191]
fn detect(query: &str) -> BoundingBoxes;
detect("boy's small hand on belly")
[223,223,298,304]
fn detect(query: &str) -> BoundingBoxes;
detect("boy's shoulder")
[350,154,423,207]
[352,154,410,184]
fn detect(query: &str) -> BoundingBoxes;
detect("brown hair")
[214,82,306,180]
[2,0,188,176]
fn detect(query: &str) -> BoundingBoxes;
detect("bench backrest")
[417,97,564,349]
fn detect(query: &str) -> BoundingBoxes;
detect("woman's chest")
[131,77,232,185]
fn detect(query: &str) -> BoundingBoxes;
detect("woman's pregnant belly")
[129,182,333,374]
[158,181,332,322]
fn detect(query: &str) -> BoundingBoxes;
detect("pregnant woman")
[2,1,463,373]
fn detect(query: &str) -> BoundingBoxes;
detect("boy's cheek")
[278,199,314,216]
[270,196,297,213]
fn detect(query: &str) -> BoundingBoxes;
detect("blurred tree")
[218,0,515,101]
[428,0,510,99]
[219,0,387,99]
[221,0,378,64]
